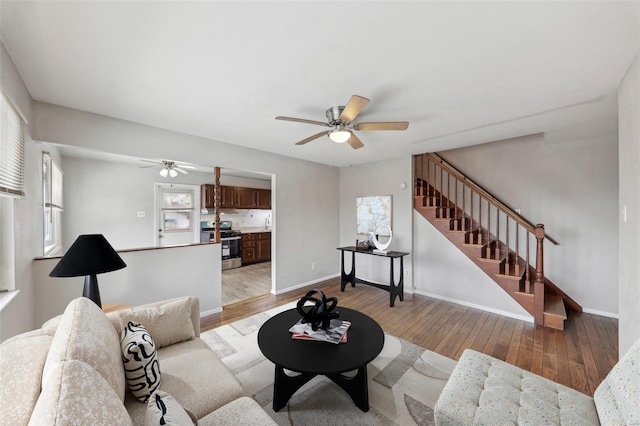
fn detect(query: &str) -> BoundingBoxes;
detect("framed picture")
[162,191,192,209]
[163,210,192,232]
[356,195,392,236]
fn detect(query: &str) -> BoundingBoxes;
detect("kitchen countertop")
[237,227,272,233]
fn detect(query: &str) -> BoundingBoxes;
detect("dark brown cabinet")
[201,184,215,209]
[242,232,271,265]
[256,189,271,209]
[236,187,257,209]
[257,232,271,261]
[220,186,236,208]
[201,185,271,210]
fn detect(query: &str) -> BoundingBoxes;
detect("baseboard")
[582,307,619,319]
[414,289,534,323]
[200,307,223,317]
[273,273,340,295]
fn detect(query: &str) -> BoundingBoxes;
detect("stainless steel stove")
[200,221,242,270]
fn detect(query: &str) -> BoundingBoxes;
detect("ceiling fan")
[276,95,409,150]
[139,160,196,178]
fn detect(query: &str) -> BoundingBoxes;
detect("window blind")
[0,88,25,198]
[43,152,63,209]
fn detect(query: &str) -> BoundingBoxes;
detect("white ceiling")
[1,1,638,167]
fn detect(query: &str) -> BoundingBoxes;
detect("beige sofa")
[0,296,276,425]
[434,339,640,425]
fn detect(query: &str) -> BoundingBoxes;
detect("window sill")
[0,290,20,313]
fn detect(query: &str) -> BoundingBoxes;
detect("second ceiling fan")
[276,95,409,150]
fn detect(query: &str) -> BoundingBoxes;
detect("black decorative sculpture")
[296,289,339,331]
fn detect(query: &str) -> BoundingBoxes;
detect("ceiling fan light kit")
[329,129,351,143]
[276,95,409,150]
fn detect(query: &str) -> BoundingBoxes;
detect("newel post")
[533,224,545,326]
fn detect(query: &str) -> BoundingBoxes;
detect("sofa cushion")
[30,359,132,425]
[43,297,126,402]
[434,349,599,426]
[125,338,244,424]
[594,338,640,425]
[43,297,126,401]
[199,397,276,426]
[0,329,54,425]
[145,390,197,426]
[117,297,196,349]
[122,321,162,402]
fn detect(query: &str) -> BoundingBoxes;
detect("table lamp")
[49,234,126,308]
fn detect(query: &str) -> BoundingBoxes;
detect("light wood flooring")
[202,277,618,397]
[221,262,271,305]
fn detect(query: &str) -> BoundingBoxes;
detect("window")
[0,87,26,291]
[43,152,63,256]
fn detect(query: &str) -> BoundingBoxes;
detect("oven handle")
[220,236,242,241]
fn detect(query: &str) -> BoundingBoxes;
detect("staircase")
[413,153,581,330]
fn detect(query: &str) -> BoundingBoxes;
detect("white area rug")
[201,302,457,425]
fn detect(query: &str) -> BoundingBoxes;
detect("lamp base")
[83,274,102,308]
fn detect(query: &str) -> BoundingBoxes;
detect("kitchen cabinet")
[220,186,236,208]
[256,189,271,209]
[200,185,271,210]
[242,232,271,265]
[257,232,271,262]
[236,187,257,209]
[201,184,215,209]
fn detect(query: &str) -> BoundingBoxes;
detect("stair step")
[495,273,523,281]
[543,293,567,330]
[544,293,567,318]
[477,256,504,264]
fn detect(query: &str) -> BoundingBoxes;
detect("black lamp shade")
[50,234,126,307]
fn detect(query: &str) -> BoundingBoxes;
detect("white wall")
[31,101,340,297]
[339,157,413,288]
[618,52,640,355]
[436,132,619,316]
[0,42,39,340]
[32,243,221,327]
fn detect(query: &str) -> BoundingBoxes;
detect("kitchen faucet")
[265,215,271,229]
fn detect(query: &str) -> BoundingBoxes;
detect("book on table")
[288,318,351,344]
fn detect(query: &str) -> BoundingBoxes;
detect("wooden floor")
[221,261,271,305]
[202,277,618,397]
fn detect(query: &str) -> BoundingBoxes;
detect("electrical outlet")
[311,262,316,270]
[405,270,409,276]
[137,211,146,218]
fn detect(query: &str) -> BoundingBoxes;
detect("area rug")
[201,302,457,425]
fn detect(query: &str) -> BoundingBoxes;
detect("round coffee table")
[257,307,384,412]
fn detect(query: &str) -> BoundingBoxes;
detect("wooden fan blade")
[354,121,409,131]
[295,131,329,146]
[276,116,329,127]
[340,95,370,122]
[347,133,365,150]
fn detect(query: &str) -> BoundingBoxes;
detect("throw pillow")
[145,390,197,426]
[121,321,161,402]
[118,297,196,349]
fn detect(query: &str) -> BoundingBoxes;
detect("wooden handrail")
[425,153,559,246]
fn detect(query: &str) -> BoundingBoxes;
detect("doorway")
[155,183,200,247]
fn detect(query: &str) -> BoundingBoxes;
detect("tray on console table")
[336,246,409,307]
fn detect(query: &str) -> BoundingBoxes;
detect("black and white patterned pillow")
[121,321,161,402]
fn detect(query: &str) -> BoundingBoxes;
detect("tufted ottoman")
[434,349,600,425]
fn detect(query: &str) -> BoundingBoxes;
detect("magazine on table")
[289,318,351,344]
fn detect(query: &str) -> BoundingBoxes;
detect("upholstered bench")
[434,340,640,425]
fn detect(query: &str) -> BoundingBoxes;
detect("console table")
[336,246,409,307]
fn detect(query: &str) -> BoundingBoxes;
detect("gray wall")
[618,52,640,356]
[339,157,413,287]
[436,132,619,317]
